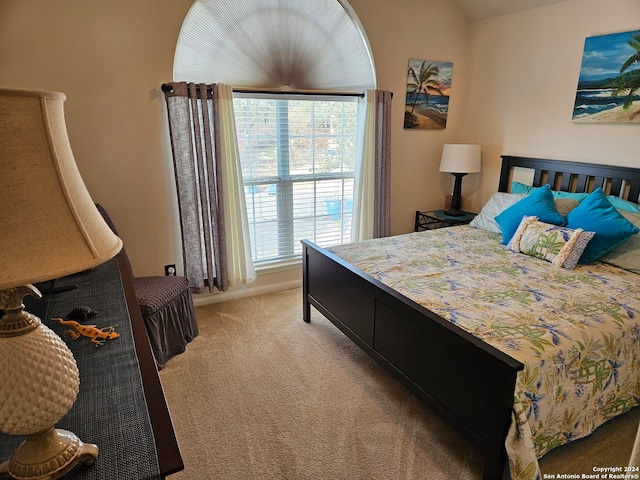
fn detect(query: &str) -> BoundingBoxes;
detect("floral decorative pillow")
[507,216,595,270]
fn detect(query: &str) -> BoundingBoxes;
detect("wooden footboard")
[301,154,640,478]
[302,239,524,480]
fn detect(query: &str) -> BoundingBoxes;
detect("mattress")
[328,225,640,478]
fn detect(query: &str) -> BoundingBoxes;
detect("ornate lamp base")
[0,286,98,480]
[0,427,98,480]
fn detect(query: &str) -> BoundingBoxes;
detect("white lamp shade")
[439,144,482,174]
[0,88,122,290]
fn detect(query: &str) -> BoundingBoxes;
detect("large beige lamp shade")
[439,144,481,216]
[0,88,122,479]
[0,89,122,288]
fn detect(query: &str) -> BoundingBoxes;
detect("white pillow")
[469,192,527,234]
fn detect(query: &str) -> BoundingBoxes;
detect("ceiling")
[452,0,570,22]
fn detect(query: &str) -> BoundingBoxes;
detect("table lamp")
[0,88,122,479]
[439,143,481,216]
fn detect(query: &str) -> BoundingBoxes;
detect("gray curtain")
[373,90,392,238]
[162,82,227,294]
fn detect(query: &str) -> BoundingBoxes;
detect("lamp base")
[443,209,466,217]
[0,427,98,480]
[447,173,467,218]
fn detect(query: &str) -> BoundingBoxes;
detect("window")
[173,0,376,93]
[233,94,358,264]
[167,0,380,288]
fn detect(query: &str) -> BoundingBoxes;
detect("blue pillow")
[566,187,640,264]
[495,184,566,244]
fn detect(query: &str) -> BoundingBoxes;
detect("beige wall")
[348,0,471,234]
[461,0,640,213]
[0,0,638,300]
[0,0,191,277]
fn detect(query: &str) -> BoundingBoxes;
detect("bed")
[301,155,640,479]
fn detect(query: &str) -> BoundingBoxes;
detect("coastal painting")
[573,29,640,124]
[404,59,453,129]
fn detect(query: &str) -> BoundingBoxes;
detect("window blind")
[233,93,358,263]
[174,0,376,91]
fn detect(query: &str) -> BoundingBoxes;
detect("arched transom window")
[173,0,376,91]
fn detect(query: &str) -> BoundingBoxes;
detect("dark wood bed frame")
[301,155,640,479]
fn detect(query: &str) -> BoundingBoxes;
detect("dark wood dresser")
[0,252,183,479]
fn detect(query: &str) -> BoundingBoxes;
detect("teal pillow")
[607,195,640,215]
[511,181,535,194]
[553,190,589,201]
[510,181,589,201]
[566,187,640,264]
[495,185,566,244]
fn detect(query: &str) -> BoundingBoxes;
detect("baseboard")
[192,279,302,306]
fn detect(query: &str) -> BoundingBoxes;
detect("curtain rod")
[234,86,364,97]
[161,83,364,97]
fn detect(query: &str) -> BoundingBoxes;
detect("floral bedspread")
[327,226,640,480]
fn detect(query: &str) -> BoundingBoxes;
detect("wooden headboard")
[498,155,640,203]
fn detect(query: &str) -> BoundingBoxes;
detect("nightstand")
[414,210,477,232]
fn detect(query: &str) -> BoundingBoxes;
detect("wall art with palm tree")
[573,29,640,124]
[404,58,453,129]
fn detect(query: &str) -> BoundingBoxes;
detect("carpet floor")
[159,288,639,479]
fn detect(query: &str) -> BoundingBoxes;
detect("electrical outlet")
[164,264,176,276]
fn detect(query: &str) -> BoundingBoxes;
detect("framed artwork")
[573,29,640,124]
[404,58,453,129]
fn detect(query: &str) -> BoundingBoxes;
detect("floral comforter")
[327,225,640,480]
